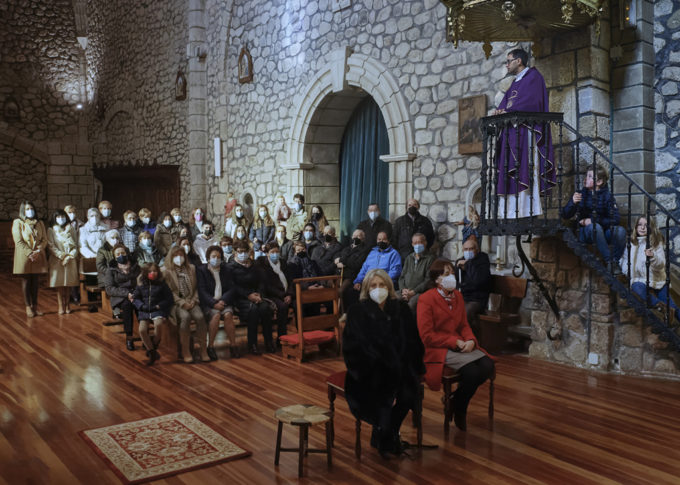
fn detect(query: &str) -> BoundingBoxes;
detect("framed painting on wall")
[458,94,487,154]
[238,46,253,84]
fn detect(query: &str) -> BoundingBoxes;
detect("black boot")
[146,349,160,366]
[126,337,135,351]
[249,345,261,355]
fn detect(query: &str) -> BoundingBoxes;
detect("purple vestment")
[495,68,556,196]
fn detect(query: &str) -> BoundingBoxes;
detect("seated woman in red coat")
[343,268,425,458]
[417,259,494,431]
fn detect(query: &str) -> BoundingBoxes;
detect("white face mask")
[163,219,172,228]
[173,215,182,223]
[126,219,136,227]
[369,287,389,304]
[259,210,267,218]
[368,211,378,221]
[25,209,35,219]
[173,256,184,266]
[101,209,111,217]
[141,217,150,224]
[182,245,190,254]
[67,212,76,221]
[56,217,67,226]
[235,210,243,218]
[89,216,98,225]
[440,274,457,291]
[236,232,245,240]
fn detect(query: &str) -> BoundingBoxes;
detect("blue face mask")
[463,250,475,260]
[295,202,303,211]
[413,244,425,254]
[209,257,221,268]
[222,245,233,254]
[269,253,280,263]
[303,231,313,241]
[237,252,248,262]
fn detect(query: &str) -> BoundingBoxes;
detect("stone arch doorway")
[285,48,416,226]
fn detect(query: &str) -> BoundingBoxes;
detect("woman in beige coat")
[12,201,48,317]
[47,209,79,314]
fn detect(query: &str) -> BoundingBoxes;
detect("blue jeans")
[631,282,680,321]
[578,223,626,263]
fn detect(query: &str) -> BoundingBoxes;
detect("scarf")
[436,287,456,309]
[268,258,288,291]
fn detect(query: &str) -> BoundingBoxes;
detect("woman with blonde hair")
[47,209,79,314]
[13,201,48,317]
[224,203,250,239]
[343,268,425,457]
[621,216,680,322]
[249,204,275,250]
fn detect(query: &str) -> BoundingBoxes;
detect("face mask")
[164,219,173,228]
[377,241,388,250]
[369,287,389,304]
[269,253,280,263]
[303,231,313,241]
[276,232,285,241]
[463,250,475,260]
[182,245,190,254]
[89,216,98,225]
[195,213,203,221]
[235,210,243,218]
[353,237,362,246]
[259,210,267,218]
[108,238,120,246]
[236,232,245,240]
[311,212,320,221]
[148,271,158,281]
[173,215,182,223]
[236,252,248,262]
[140,239,151,248]
[324,234,333,243]
[126,219,136,227]
[369,211,378,221]
[25,209,35,219]
[141,217,150,224]
[209,257,221,268]
[101,209,111,218]
[413,244,425,254]
[223,245,233,254]
[294,202,302,211]
[116,255,128,264]
[440,274,457,291]
[204,229,213,237]
[56,217,67,226]
[407,206,418,216]
[68,212,76,221]
[297,251,307,259]
[173,256,184,266]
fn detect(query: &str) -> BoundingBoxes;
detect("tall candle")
[496,245,501,261]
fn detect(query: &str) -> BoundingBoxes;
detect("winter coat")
[78,221,107,258]
[153,224,173,257]
[227,259,260,300]
[133,280,174,320]
[343,298,425,425]
[312,241,344,276]
[455,251,492,306]
[416,288,491,391]
[249,222,275,248]
[561,186,620,230]
[47,225,79,287]
[353,245,402,286]
[196,263,235,313]
[391,212,435,261]
[119,224,141,252]
[133,245,162,267]
[399,252,435,295]
[104,261,141,309]
[287,254,322,289]
[357,216,393,247]
[620,238,667,290]
[286,209,307,241]
[255,256,294,300]
[337,243,370,283]
[96,243,116,286]
[12,218,48,275]
[163,263,200,308]
[193,234,219,263]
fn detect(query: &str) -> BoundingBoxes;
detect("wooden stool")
[274,404,332,477]
[442,365,496,434]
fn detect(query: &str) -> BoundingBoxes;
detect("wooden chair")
[280,275,341,362]
[326,370,423,459]
[79,257,103,307]
[477,275,527,354]
[441,365,496,434]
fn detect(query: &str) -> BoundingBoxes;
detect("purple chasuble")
[495,68,556,196]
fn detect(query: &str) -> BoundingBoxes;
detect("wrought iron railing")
[480,111,680,349]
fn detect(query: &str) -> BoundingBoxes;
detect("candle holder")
[495,257,504,272]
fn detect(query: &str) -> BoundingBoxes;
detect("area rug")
[80,411,250,484]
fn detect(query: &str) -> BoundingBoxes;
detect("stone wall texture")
[0,144,47,220]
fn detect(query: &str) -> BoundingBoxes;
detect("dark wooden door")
[93,165,180,223]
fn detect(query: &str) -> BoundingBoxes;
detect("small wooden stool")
[274,404,332,477]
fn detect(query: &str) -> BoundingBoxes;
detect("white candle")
[496,245,501,261]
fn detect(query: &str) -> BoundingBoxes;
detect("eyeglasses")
[505,58,517,65]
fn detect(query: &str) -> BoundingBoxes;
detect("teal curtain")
[339,96,389,243]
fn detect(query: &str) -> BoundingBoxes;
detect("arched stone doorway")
[285,48,415,226]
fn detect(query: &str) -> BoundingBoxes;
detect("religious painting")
[458,94,487,154]
[238,46,253,84]
[175,69,186,100]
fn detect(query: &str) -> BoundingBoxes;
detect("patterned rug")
[80,411,250,484]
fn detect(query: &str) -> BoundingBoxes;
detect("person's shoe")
[249,345,261,355]
[265,342,277,353]
[26,306,35,318]
[88,305,98,313]
[146,349,160,365]
[33,307,44,316]
[182,353,195,364]
[453,410,467,431]
[230,346,241,358]
[607,260,623,276]
[206,347,218,361]
[200,351,211,362]
[126,338,135,351]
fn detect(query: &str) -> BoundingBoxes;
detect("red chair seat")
[280,330,335,346]
[326,370,346,392]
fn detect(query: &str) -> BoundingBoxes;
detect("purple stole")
[495,68,556,196]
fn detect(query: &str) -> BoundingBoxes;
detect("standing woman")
[133,263,174,365]
[417,259,495,431]
[47,209,79,314]
[190,207,206,240]
[13,201,48,317]
[343,268,425,457]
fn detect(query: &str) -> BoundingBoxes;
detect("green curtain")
[339,96,389,243]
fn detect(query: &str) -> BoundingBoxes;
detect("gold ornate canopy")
[441,0,606,57]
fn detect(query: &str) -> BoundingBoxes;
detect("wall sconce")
[619,0,636,30]
[214,137,221,177]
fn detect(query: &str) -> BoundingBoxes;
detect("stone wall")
[0,142,48,220]
[86,0,190,207]
[527,236,679,377]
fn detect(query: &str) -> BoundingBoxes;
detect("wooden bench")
[79,257,104,308]
[0,221,14,270]
[477,274,527,354]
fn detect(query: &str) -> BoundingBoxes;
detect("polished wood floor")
[2,273,680,484]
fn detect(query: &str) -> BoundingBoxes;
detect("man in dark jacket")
[391,199,435,262]
[357,203,392,247]
[336,229,370,312]
[312,225,344,275]
[455,236,491,335]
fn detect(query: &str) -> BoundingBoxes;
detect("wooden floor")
[2,273,680,484]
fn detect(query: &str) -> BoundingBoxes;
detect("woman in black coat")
[343,268,425,457]
[133,262,174,365]
[255,241,294,345]
[103,243,141,351]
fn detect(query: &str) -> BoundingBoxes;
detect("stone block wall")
[527,236,679,377]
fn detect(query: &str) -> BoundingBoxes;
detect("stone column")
[380,153,416,221]
[187,0,208,211]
